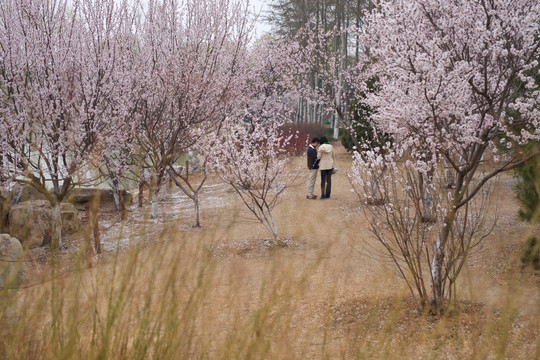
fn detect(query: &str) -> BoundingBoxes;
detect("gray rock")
[9,184,46,205]
[65,188,132,208]
[0,234,25,288]
[0,188,9,232]
[8,201,82,248]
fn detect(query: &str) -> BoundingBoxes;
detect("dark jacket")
[307,145,319,169]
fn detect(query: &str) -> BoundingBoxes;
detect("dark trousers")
[320,169,332,198]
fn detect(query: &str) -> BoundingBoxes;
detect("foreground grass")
[1,191,539,359]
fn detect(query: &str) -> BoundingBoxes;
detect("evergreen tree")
[521,236,540,270]
[514,151,540,222]
[513,53,540,222]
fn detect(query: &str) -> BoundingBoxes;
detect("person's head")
[319,136,329,144]
[311,137,320,146]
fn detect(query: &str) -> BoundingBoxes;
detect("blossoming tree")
[210,39,299,244]
[131,0,253,219]
[0,0,137,249]
[351,0,540,309]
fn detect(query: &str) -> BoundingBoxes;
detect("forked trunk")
[50,202,62,250]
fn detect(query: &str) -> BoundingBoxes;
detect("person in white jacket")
[317,136,335,199]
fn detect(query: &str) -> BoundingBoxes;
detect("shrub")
[521,236,540,270]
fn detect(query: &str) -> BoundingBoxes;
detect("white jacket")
[317,143,335,170]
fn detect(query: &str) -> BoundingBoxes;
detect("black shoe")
[320,196,327,199]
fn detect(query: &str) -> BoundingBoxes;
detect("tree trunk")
[297,98,301,123]
[93,212,101,254]
[50,202,62,250]
[273,233,283,246]
[193,194,200,227]
[443,158,455,188]
[150,188,159,219]
[138,181,144,208]
[120,193,128,221]
[431,209,455,310]
[85,207,94,266]
[430,168,466,310]
[431,228,446,308]
[265,209,284,246]
[422,188,434,222]
[112,178,121,212]
[418,171,436,223]
[334,90,341,140]
[158,185,167,201]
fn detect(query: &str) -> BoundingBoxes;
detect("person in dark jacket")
[306,137,320,199]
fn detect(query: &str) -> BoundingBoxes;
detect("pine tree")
[514,152,540,222]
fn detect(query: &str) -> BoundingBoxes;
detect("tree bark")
[431,210,454,308]
[193,194,200,227]
[430,172,461,309]
[93,212,101,254]
[443,159,455,188]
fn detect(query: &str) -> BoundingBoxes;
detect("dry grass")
[0,144,538,359]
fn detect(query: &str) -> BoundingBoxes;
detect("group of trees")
[266,0,374,139]
[0,0,138,249]
[0,0,298,249]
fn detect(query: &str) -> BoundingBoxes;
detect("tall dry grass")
[0,188,538,359]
